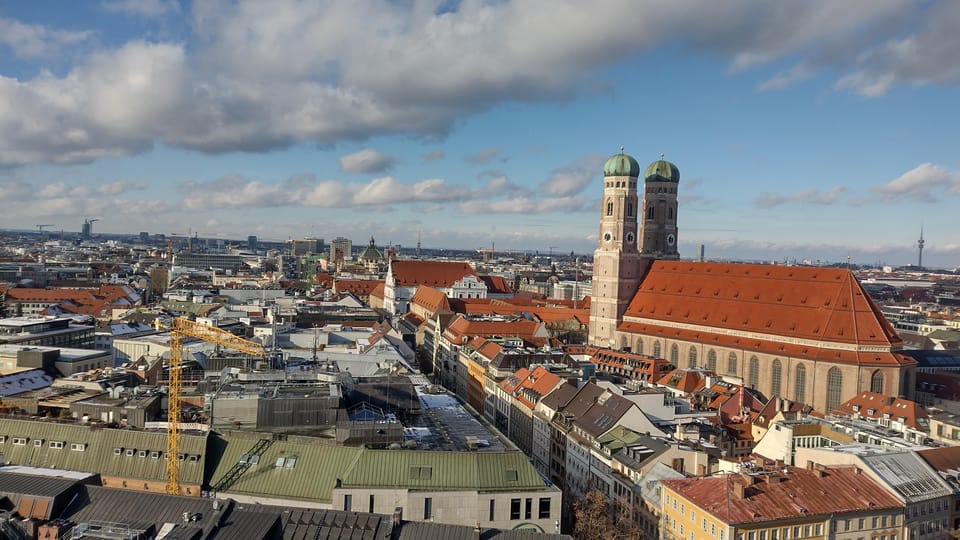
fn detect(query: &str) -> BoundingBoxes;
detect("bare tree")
[572,489,644,540]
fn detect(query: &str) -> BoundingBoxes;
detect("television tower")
[917,225,925,268]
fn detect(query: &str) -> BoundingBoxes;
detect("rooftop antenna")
[620,146,624,153]
[416,229,421,259]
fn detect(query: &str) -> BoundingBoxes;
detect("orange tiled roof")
[369,281,386,299]
[623,261,902,348]
[390,260,477,287]
[479,275,513,295]
[3,285,139,317]
[657,368,708,394]
[833,391,928,429]
[662,464,902,525]
[334,279,384,296]
[411,286,451,313]
[442,316,544,344]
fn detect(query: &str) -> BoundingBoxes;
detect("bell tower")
[639,154,680,260]
[589,149,644,348]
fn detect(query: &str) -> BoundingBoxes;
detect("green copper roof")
[603,152,640,177]
[644,157,680,183]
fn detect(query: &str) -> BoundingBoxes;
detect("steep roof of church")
[621,261,911,367]
[390,260,478,287]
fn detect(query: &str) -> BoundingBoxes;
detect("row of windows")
[112,447,201,462]
[0,436,86,451]
[344,495,552,522]
[630,338,886,406]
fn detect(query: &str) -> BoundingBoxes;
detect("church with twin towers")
[588,150,915,414]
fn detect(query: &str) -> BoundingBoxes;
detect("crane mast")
[165,317,265,494]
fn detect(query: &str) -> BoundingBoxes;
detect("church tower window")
[771,359,782,398]
[748,356,760,389]
[826,368,843,412]
[794,365,807,403]
[646,206,654,220]
[627,202,633,217]
[871,370,884,394]
[707,350,717,372]
[606,200,613,216]
[726,353,737,376]
[688,347,697,368]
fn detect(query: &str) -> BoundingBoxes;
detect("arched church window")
[635,339,643,356]
[606,199,613,216]
[627,202,633,217]
[748,356,759,389]
[726,352,737,375]
[707,350,717,372]
[871,370,884,394]
[794,365,806,403]
[668,207,673,219]
[653,341,661,359]
[771,359,782,398]
[688,347,697,368]
[620,336,628,351]
[646,206,654,220]
[670,344,679,364]
[826,368,843,412]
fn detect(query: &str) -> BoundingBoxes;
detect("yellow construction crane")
[165,317,265,494]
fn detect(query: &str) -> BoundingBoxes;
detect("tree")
[572,489,644,540]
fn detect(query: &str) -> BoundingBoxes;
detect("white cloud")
[458,196,590,215]
[466,148,504,165]
[872,163,957,201]
[540,155,605,197]
[0,17,92,58]
[101,0,181,17]
[0,1,954,165]
[754,186,846,208]
[422,149,445,162]
[339,149,396,174]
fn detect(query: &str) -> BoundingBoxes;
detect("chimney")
[782,398,791,412]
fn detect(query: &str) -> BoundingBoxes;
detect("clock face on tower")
[603,231,613,243]
[667,233,676,247]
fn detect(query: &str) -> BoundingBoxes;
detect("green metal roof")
[341,450,549,492]
[644,158,680,183]
[206,432,363,502]
[0,418,207,484]
[603,152,640,178]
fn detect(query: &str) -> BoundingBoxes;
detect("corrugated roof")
[0,418,206,484]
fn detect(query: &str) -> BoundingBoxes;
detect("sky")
[1,0,959,268]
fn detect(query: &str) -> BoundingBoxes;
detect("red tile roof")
[334,279,384,296]
[657,368,708,394]
[442,316,545,345]
[917,446,960,473]
[663,463,902,525]
[411,286,451,314]
[2,285,139,317]
[623,262,906,364]
[390,260,477,287]
[479,275,513,295]
[833,391,928,429]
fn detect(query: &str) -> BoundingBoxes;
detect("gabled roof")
[390,260,478,287]
[478,275,512,295]
[833,391,928,430]
[917,446,960,475]
[656,368,708,394]
[411,286,451,314]
[621,262,910,367]
[573,391,636,438]
[442,316,545,345]
[662,463,902,525]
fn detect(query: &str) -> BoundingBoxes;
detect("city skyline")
[1,1,959,267]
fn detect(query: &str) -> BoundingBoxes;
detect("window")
[12,438,26,446]
[748,356,760,388]
[636,339,644,356]
[707,349,717,372]
[424,497,432,520]
[607,200,614,216]
[627,201,633,217]
[126,448,136,457]
[647,206,654,220]
[727,352,738,375]
[489,499,495,521]
[48,441,64,449]
[539,498,551,519]
[70,443,85,451]
[525,498,532,519]
[113,447,123,456]
[794,364,806,402]
[871,370,884,393]
[150,450,160,459]
[344,494,352,512]
[0,436,5,444]
[34,439,44,447]
[771,359,782,397]
[653,341,662,359]
[670,344,679,363]
[826,367,843,411]
[138,450,147,458]
[510,498,521,520]
[688,346,697,368]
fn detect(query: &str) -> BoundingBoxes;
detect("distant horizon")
[2,2,958,269]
